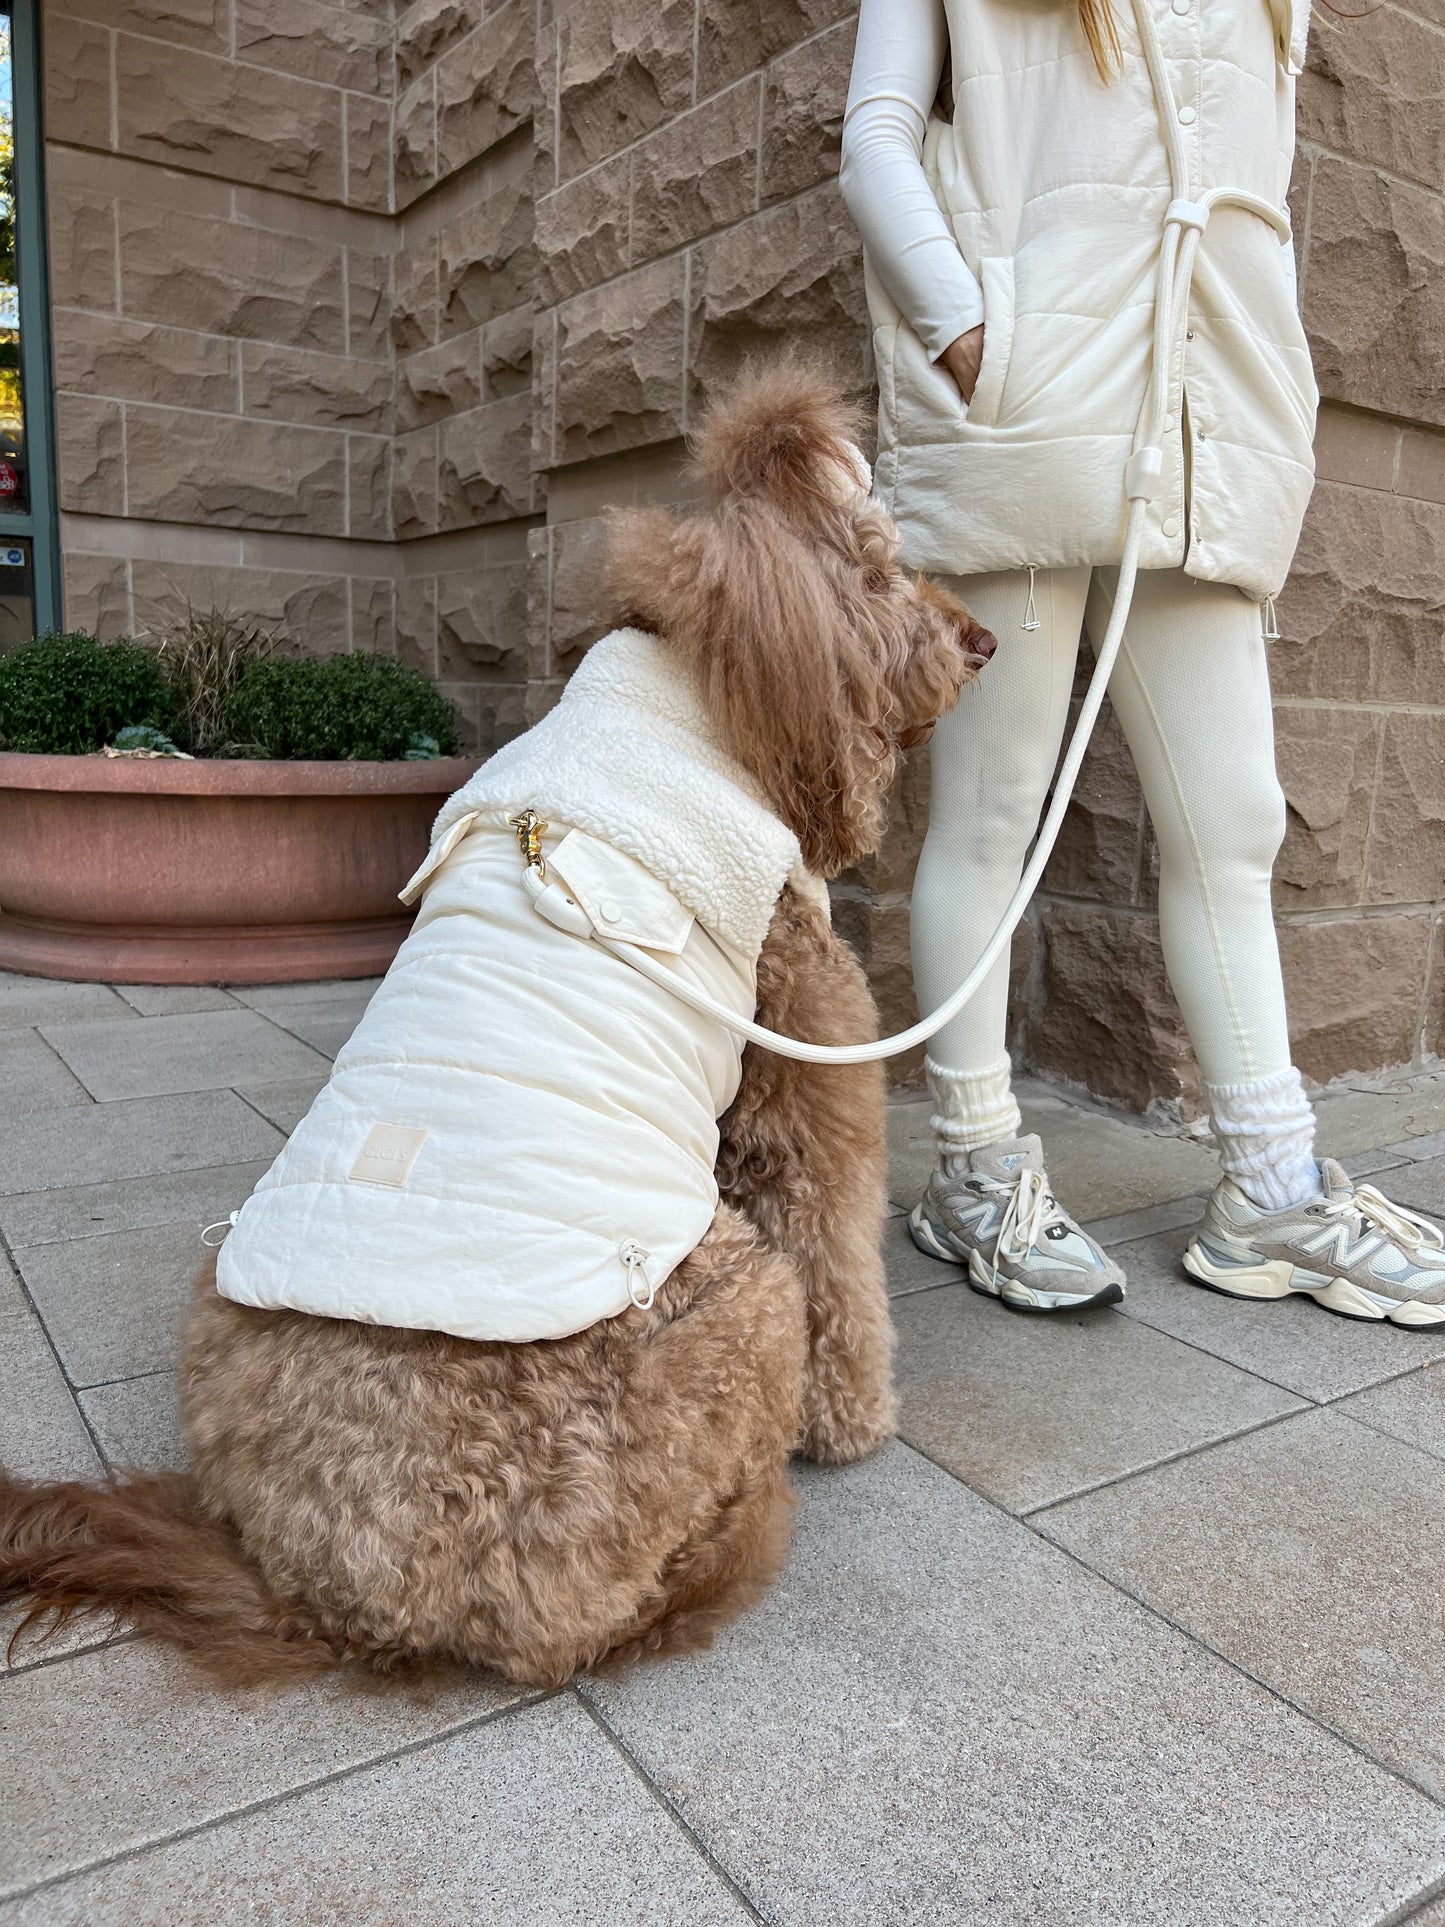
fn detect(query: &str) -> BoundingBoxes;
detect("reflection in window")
[0,2,33,644]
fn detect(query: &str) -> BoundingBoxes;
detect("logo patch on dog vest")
[349,1123,429,1188]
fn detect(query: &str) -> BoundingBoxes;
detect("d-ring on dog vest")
[515,0,1293,1067]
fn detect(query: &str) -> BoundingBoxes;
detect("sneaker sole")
[908,1204,1124,1314]
[1182,1240,1445,1328]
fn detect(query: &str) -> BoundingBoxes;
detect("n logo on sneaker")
[1293,1224,1382,1270]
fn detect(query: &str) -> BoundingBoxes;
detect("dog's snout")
[970,625,999,663]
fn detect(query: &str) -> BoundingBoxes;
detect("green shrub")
[221,652,461,761]
[0,631,178,754]
[153,604,277,756]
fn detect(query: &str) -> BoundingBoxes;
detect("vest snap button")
[600,899,622,922]
[1161,516,1180,538]
[1172,0,1190,13]
[1177,104,1197,125]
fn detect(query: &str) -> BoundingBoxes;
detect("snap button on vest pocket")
[1171,0,1190,12]
[1177,104,1197,125]
[600,899,621,922]
[1162,516,1180,538]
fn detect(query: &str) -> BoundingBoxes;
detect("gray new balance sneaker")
[907,1134,1126,1312]
[1183,1160,1445,1328]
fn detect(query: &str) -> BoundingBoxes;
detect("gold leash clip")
[508,808,549,881]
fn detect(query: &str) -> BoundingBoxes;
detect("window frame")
[0,0,59,632]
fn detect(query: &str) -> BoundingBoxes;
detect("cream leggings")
[912,564,1319,1207]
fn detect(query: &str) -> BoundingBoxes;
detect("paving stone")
[1337,1364,1445,1465]
[243,999,366,1060]
[1,1693,749,1924]
[1039,1408,1445,1801]
[1399,1893,1445,1925]
[1368,1154,1445,1219]
[230,978,384,1011]
[1115,1228,1445,1401]
[0,1029,91,1119]
[886,1090,1220,1220]
[893,1281,1302,1513]
[109,984,240,1015]
[0,1091,283,1196]
[882,1210,950,1298]
[39,1010,331,1102]
[0,1611,129,1677]
[585,1444,1445,1925]
[1390,1129,1445,1163]
[0,1256,101,1484]
[1313,1085,1445,1161]
[0,976,130,1030]
[236,1077,326,1135]
[0,1160,271,1248]
[0,1638,526,1901]
[79,1372,187,1474]
[1084,1193,1206,1246]
[15,1219,211,1388]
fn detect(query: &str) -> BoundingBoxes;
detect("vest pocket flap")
[548,830,695,953]
[398,811,479,906]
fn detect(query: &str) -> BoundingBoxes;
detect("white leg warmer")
[1206,1066,1321,1211]
[926,1053,1023,1156]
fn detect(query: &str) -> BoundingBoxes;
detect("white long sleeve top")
[839,0,1297,365]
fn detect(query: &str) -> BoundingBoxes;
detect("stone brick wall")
[44,0,1445,1102]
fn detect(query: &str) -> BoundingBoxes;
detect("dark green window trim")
[0,0,59,633]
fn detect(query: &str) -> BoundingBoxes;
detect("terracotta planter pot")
[0,752,480,984]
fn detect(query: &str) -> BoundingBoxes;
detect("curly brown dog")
[0,368,991,1691]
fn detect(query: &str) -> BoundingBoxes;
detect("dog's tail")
[0,1467,337,1688]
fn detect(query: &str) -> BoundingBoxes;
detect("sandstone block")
[347,250,395,362]
[761,21,852,206]
[54,311,238,415]
[697,0,857,96]
[1397,428,1445,507]
[128,559,350,656]
[1278,913,1429,1081]
[555,257,687,464]
[397,333,483,431]
[348,435,393,539]
[241,344,392,431]
[631,82,759,261]
[394,70,438,204]
[349,577,397,656]
[1271,481,1445,707]
[1311,403,1397,493]
[864,899,925,1089]
[1271,703,1380,911]
[1428,917,1445,1061]
[62,552,130,640]
[396,575,438,676]
[345,92,394,212]
[869,742,933,896]
[549,515,611,668]
[475,682,528,754]
[1303,156,1445,427]
[57,395,125,517]
[391,236,440,355]
[437,681,484,752]
[392,423,440,537]
[1029,906,1200,1114]
[52,0,227,53]
[556,0,694,176]
[532,312,557,472]
[48,187,118,315]
[116,36,344,203]
[536,155,631,305]
[439,169,537,334]
[235,0,392,95]
[1365,714,1445,906]
[536,15,560,189]
[482,306,533,398]
[436,0,534,180]
[45,15,112,150]
[690,184,868,406]
[123,405,348,535]
[437,561,528,675]
[1043,689,1145,904]
[120,201,347,353]
[438,391,533,526]
[398,0,479,88]
[1298,4,1445,195]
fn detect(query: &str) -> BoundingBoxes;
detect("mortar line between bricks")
[230,1004,339,1062]
[1380,1871,1445,1927]
[0,1213,109,1469]
[23,1023,98,1104]
[1,1626,141,1682]
[72,1365,174,1395]
[0,1689,556,1908]
[573,1690,771,1924]
[229,1083,306,1133]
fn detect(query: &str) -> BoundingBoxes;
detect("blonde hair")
[1079,0,1123,79]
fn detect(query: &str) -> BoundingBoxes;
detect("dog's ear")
[691,362,866,526]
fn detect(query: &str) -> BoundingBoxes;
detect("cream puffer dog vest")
[215,629,821,1343]
[862,0,1318,600]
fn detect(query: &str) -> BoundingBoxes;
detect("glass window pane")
[0,3,25,520]
[0,532,33,645]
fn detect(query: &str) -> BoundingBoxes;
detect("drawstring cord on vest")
[1261,596,1280,641]
[1021,566,1040,632]
[483,0,1292,1068]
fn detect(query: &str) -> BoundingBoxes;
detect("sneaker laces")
[1323,1183,1444,1255]
[991,1166,1063,1265]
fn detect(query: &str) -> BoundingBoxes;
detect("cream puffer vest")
[215,629,821,1343]
[868,0,1318,601]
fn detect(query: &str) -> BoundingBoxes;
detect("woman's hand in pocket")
[939,326,984,403]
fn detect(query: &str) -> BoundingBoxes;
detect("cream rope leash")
[505,0,1289,1067]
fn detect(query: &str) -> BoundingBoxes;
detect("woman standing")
[839,0,1445,1323]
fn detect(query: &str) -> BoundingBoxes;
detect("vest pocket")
[965,257,1016,429]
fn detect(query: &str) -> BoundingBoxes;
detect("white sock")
[927,1054,1022,1158]
[1206,1066,1321,1212]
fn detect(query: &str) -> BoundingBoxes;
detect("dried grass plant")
[150,604,278,756]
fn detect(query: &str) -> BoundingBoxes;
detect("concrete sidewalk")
[4,969,1445,1923]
